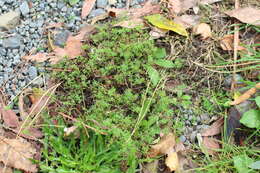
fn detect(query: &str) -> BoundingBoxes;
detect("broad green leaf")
[249,161,260,170]
[145,14,188,37]
[240,109,260,128]
[154,48,166,59]
[233,155,254,173]
[154,59,175,68]
[147,66,160,86]
[255,96,260,108]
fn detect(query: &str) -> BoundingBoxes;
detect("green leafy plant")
[65,0,80,6]
[42,26,175,172]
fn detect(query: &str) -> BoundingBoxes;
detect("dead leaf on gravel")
[225,7,260,26]
[220,34,245,51]
[193,23,212,39]
[174,15,200,28]
[0,163,12,173]
[165,151,179,171]
[202,137,220,155]
[45,22,64,29]
[114,18,145,28]
[22,53,61,64]
[201,117,224,137]
[149,133,176,157]
[81,0,97,18]
[0,137,37,172]
[0,96,19,128]
[107,0,160,19]
[230,82,260,105]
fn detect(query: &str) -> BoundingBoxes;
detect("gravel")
[20,1,30,16]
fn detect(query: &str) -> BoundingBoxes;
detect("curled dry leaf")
[193,23,212,39]
[64,126,78,137]
[148,133,176,157]
[220,34,245,51]
[165,151,179,171]
[230,82,260,105]
[107,0,160,19]
[202,137,220,155]
[81,0,97,18]
[201,117,224,137]
[0,95,19,128]
[0,137,37,172]
[225,7,260,26]
[173,15,200,29]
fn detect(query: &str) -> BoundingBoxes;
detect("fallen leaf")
[173,15,200,29]
[149,27,168,39]
[0,163,12,173]
[168,0,182,14]
[91,13,109,25]
[0,137,37,172]
[81,0,97,18]
[22,53,61,64]
[107,0,161,19]
[201,117,224,136]
[45,22,64,29]
[175,141,186,152]
[202,137,220,155]
[225,7,260,26]
[114,18,145,28]
[193,23,212,39]
[149,133,176,157]
[0,96,19,128]
[230,82,260,105]
[145,14,188,36]
[165,151,179,171]
[220,34,245,51]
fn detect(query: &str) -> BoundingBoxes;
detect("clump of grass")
[40,26,175,172]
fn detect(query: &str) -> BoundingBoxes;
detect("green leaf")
[240,109,260,128]
[154,48,166,59]
[249,161,260,170]
[182,95,191,100]
[145,14,188,37]
[154,59,175,68]
[255,96,260,108]
[147,66,160,86]
[233,155,254,173]
[69,0,79,5]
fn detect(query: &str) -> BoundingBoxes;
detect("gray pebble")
[200,113,210,122]
[97,0,108,8]
[224,74,243,88]
[20,1,30,16]
[88,9,106,18]
[28,66,38,79]
[54,30,70,47]
[179,135,186,143]
[3,36,22,49]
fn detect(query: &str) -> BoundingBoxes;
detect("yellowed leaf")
[145,14,188,36]
[165,151,179,171]
[225,7,260,26]
[148,133,176,157]
[0,137,37,172]
[81,0,97,18]
[230,82,260,105]
[193,23,212,39]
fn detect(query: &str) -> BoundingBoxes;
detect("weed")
[41,26,175,172]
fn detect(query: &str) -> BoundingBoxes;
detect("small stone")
[108,0,117,5]
[224,74,243,88]
[3,35,22,49]
[200,113,210,122]
[28,66,38,79]
[32,77,44,86]
[179,135,186,142]
[0,11,20,30]
[20,1,30,16]
[97,0,108,8]
[0,47,7,56]
[88,9,106,18]
[54,30,70,47]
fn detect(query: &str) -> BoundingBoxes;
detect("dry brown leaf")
[168,0,182,14]
[45,22,64,29]
[193,23,212,39]
[81,0,97,18]
[202,137,220,155]
[0,96,19,128]
[64,126,78,137]
[230,82,260,105]
[91,13,109,25]
[174,15,200,29]
[0,137,37,172]
[142,160,158,173]
[149,133,176,157]
[220,34,245,51]
[22,53,61,64]
[114,18,145,28]
[175,141,186,152]
[0,163,13,173]
[225,7,260,26]
[107,0,160,19]
[201,117,224,137]
[165,151,179,171]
